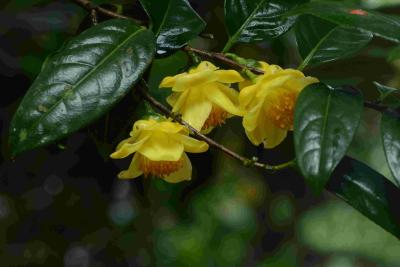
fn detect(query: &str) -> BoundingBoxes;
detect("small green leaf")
[294,83,363,194]
[291,1,400,43]
[373,82,400,105]
[327,156,400,239]
[223,0,307,52]
[9,19,155,155]
[295,15,372,69]
[139,0,205,56]
[381,109,400,187]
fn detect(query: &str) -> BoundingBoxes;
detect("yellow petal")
[174,69,216,92]
[242,102,263,132]
[214,70,244,83]
[286,76,319,93]
[258,61,270,71]
[181,90,212,131]
[163,153,192,183]
[118,153,143,179]
[189,61,218,73]
[159,73,187,88]
[111,135,149,159]
[157,121,187,134]
[207,84,243,116]
[239,84,259,109]
[239,79,253,91]
[261,123,287,149]
[130,119,156,137]
[138,132,184,161]
[168,90,189,112]
[173,134,209,153]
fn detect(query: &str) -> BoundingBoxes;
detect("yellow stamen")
[266,91,297,130]
[138,154,183,178]
[202,105,229,131]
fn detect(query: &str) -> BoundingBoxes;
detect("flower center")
[202,105,229,131]
[138,154,183,178]
[266,90,297,130]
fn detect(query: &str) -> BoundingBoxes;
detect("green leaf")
[373,82,400,104]
[294,84,363,194]
[295,15,372,69]
[291,1,400,43]
[223,0,307,52]
[381,109,400,187]
[139,0,205,56]
[327,156,400,239]
[147,51,188,105]
[387,46,400,62]
[9,19,155,155]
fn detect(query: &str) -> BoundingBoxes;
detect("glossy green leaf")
[291,1,400,43]
[387,46,400,62]
[9,19,155,155]
[294,83,363,194]
[373,82,400,105]
[295,15,372,69]
[139,0,205,56]
[327,156,400,239]
[381,109,400,187]
[223,0,307,52]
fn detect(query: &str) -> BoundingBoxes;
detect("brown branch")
[71,0,145,25]
[183,46,264,75]
[137,80,294,172]
[90,9,98,25]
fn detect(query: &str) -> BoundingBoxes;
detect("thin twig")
[137,80,293,172]
[364,101,388,112]
[90,9,98,25]
[71,0,144,25]
[183,46,264,75]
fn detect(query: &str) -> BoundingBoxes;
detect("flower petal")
[138,132,184,161]
[174,69,216,92]
[207,84,243,116]
[111,135,149,159]
[242,102,263,132]
[214,70,244,83]
[173,134,209,153]
[118,153,143,179]
[286,76,319,93]
[189,61,218,73]
[163,153,192,183]
[180,90,212,131]
[239,84,259,109]
[159,73,187,88]
[261,123,287,149]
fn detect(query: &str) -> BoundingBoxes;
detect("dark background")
[1,0,400,266]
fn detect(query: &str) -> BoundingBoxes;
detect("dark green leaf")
[374,82,400,105]
[147,51,188,105]
[327,156,400,239]
[223,0,307,52]
[387,46,400,62]
[381,109,400,187]
[9,19,155,155]
[291,1,400,43]
[295,15,372,69]
[294,84,363,194]
[139,0,205,56]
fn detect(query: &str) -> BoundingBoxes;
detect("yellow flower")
[110,118,208,183]
[159,61,244,132]
[240,62,318,148]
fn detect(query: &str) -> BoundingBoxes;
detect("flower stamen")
[266,91,297,130]
[202,105,229,131]
[138,154,184,178]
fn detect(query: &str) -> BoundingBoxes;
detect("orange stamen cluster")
[202,105,229,131]
[138,154,183,178]
[267,91,297,130]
